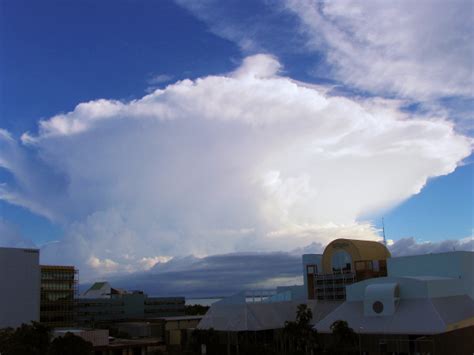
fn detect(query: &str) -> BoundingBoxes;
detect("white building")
[315,250,474,334]
[198,239,474,353]
[0,247,41,328]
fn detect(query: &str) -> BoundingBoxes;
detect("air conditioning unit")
[363,282,399,317]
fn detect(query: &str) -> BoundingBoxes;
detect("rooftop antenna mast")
[382,217,387,246]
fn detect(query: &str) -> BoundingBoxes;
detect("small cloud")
[88,256,120,273]
[147,74,174,85]
[145,74,174,94]
[139,255,173,270]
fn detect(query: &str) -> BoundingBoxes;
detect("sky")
[0,0,472,295]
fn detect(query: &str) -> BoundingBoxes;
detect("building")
[76,282,185,324]
[198,238,474,354]
[94,337,164,355]
[40,265,78,327]
[0,247,41,328]
[314,250,474,354]
[53,328,165,354]
[52,328,109,347]
[198,299,337,332]
[81,281,126,299]
[304,238,390,301]
[162,315,203,347]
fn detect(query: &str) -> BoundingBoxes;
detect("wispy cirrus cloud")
[284,0,473,100]
[147,74,174,85]
[145,73,175,93]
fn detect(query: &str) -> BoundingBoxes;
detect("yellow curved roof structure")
[322,238,391,274]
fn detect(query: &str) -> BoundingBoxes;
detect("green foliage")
[0,323,93,355]
[47,332,93,355]
[0,322,50,355]
[283,304,319,355]
[185,304,210,316]
[0,328,15,353]
[329,320,357,353]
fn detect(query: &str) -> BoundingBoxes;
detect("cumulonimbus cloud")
[0,54,471,279]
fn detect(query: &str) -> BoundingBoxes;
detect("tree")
[48,332,93,355]
[283,304,319,355]
[0,327,15,353]
[0,322,51,355]
[185,304,210,316]
[329,320,357,354]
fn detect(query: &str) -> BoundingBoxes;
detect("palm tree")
[283,304,319,355]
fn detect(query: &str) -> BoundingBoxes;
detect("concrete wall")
[0,247,40,328]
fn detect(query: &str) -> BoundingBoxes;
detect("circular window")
[372,301,384,314]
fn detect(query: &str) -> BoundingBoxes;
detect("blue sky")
[0,0,472,286]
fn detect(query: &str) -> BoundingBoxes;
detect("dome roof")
[322,238,391,274]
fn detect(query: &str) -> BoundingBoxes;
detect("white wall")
[0,247,40,328]
[388,251,474,299]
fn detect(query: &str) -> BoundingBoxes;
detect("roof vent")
[364,283,399,317]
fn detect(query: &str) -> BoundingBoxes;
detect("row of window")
[41,293,75,300]
[41,273,76,281]
[77,311,124,316]
[145,298,184,305]
[77,302,124,307]
[41,284,75,291]
[144,308,185,313]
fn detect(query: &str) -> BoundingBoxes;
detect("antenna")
[382,218,387,246]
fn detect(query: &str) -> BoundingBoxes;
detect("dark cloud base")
[96,237,472,298]
[107,252,304,298]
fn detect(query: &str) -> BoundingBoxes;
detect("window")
[372,301,384,314]
[331,250,352,273]
[373,260,379,272]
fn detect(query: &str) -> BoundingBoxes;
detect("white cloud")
[285,0,473,100]
[0,54,471,279]
[389,236,473,256]
[88,255,120,273]
[139,255,173,269]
